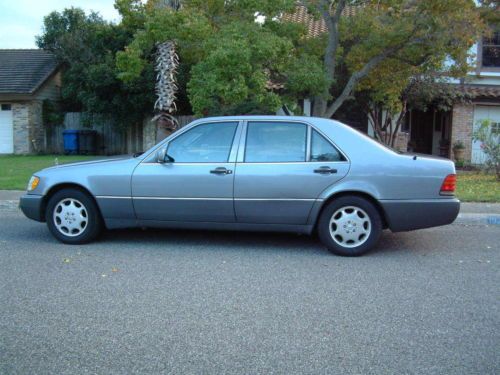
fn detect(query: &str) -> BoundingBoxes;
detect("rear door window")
[310,129,345,162]
[245,122,307,162]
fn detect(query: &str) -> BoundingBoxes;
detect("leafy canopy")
[116,0,328,116]
[37,6,154,127]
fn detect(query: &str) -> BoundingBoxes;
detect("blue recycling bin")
[62,130,79,154]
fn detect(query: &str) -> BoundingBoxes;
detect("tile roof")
[458,84,500,98]
[0,49,59,94]
[282,5,357,38]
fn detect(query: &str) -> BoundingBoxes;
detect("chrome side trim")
[96,196,323,202]
[133,197,233,201]
[235,198,319,202]
[96,196,132,199]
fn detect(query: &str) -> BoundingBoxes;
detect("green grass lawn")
[456,171,500,203]
[1,155,499,202]
[0,155,99,190]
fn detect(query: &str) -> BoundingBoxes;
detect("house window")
[492,122,500,135]
[1,104,11,111]
[482,30,500,68]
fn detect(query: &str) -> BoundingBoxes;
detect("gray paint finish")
[19,115,460,234]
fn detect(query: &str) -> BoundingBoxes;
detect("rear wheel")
[46,188,102,244]
[318,196,382,256]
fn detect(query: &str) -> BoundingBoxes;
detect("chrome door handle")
[314,167,337,174]
[210,167,233,175]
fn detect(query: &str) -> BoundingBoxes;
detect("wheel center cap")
[344,220,357,233]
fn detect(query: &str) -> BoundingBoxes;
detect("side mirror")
[156,148,174,163]
[156,148,167,164]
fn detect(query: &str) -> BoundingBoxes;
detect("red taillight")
[440,174,456,195]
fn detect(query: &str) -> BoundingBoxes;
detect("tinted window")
[310,129,344,162]
[245,122,306,162]
[167,122,238,163]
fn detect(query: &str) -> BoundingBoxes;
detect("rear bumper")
[19,194,45,222]
[380,198,460,232]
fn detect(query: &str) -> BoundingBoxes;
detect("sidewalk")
[1,190,499,225]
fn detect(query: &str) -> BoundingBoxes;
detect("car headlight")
[27,176,40,192]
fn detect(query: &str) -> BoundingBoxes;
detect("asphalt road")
[0,208,499,375]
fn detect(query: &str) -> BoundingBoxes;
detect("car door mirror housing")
[156,148,175,163]
[156,148,167,163]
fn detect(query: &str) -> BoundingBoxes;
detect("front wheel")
[46,188,103,244]
[317,196,382,256]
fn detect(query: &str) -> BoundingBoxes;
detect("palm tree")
[150,0,182,142]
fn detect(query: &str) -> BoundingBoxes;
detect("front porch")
[406,108,453,158]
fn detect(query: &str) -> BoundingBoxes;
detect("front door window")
[167,122,238,163]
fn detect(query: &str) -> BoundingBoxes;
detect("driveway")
[0,208,499,374]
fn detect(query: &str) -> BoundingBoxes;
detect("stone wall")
[11,101,45,154]
[451,103,474,163]
[29,101,45,153]
[12,103,30,154]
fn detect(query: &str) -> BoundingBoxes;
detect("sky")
[0,0,120,49]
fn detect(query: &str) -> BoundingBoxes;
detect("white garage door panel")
[0,107,14,154]
[472,106,500,165]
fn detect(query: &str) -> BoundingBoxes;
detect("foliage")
[473,120,500,180]
[116,0,327,116]
[358,76,472,147]
[36,7,154,128]
[298,0,487,121]
[38,1,493,127]
[42,100,64,127]
[453,141,466,150]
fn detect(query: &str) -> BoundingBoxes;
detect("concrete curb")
[454,213,500,226]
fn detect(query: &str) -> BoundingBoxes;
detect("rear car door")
[132,121,241,222]
[233,120,350,224]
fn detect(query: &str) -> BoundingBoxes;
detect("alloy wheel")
[53,198,88,237]
[329,205,372,248]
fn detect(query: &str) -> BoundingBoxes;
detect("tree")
[299,0,485,119]
[36,6,154,128]
[116,0,328,116]
[357,76,472,147]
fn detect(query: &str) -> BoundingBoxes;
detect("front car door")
[132,121,241,222]
[234,120,349,224]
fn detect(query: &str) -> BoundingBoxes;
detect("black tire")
[317,196,382,256]
[46,188,103,244]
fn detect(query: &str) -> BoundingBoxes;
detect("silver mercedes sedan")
[19,116,459,256]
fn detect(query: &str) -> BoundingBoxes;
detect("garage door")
[472,105,500,165]
[0,104,14,154]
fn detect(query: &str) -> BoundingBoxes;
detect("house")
[0,49,61,154]
[283,5,500,165]
[405,29,500,164]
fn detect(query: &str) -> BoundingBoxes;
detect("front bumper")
[380,198,460,232]
[19,194,45,222]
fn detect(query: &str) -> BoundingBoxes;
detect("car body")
[20,116,460,255]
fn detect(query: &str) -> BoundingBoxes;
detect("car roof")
[191,115,337,123]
